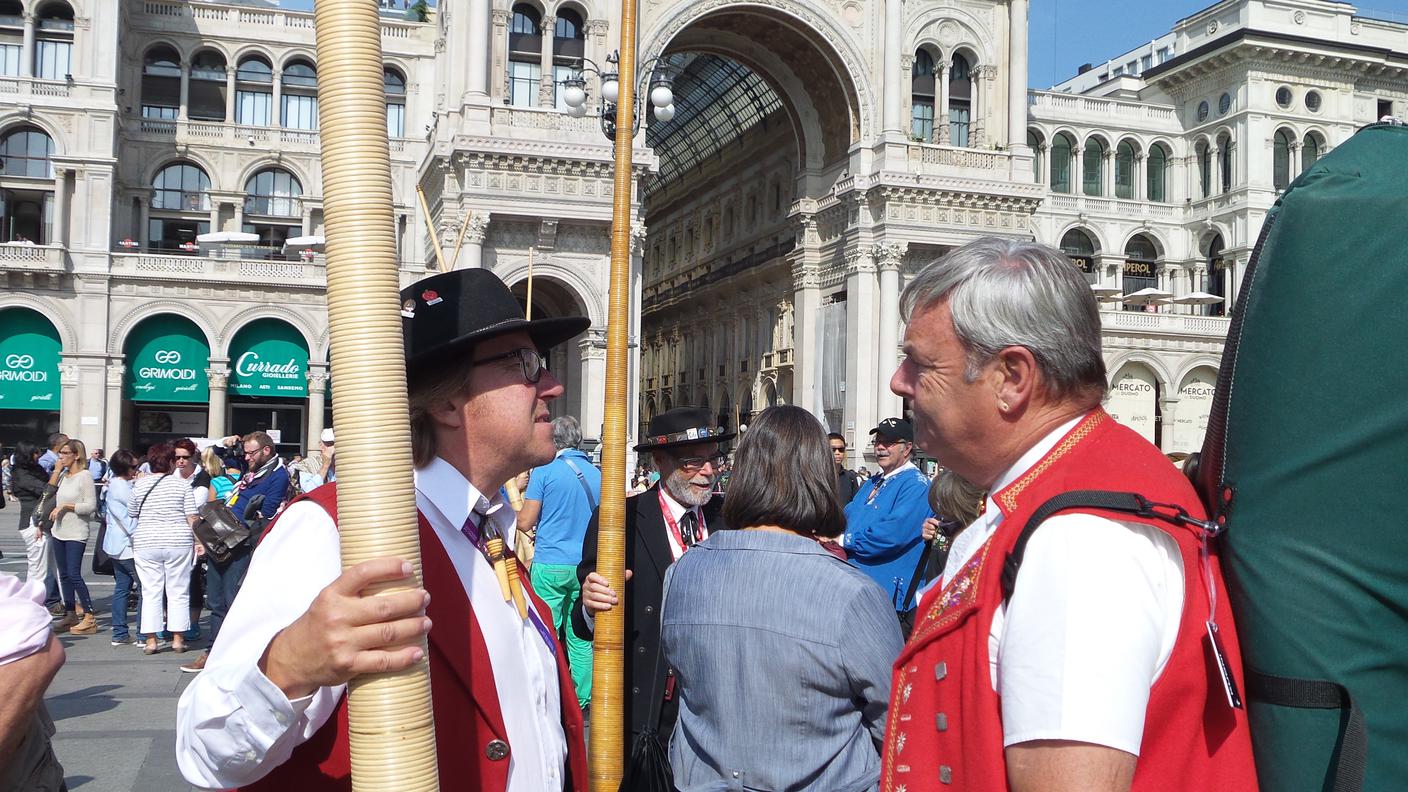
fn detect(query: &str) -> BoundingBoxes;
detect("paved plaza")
[0,527,200,792]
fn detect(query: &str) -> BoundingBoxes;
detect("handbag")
[192,500,252,565]
[619,577,678,792]
[91,517,114,576]
[33,483,57,532]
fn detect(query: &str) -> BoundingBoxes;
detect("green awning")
[0,308,62,411]
[229,319,309,398]
[125,315,210,403]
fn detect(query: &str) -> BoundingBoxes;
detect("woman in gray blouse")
[662,405,903,792]
[49,438,99,634]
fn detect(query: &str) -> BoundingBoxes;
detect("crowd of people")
[2,236,1257,791]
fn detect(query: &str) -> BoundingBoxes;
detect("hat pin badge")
[401,298,417,318]
[421,289,443,306]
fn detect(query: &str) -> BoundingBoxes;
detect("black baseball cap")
[869,417,913,442]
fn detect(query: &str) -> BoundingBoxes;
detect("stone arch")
[144,152,219,191]
[496,261,603,327]
[639,0,873,155]
[1196,224,1233,256]
[230,45,278,67]
[0,114,67,157]
[1105,356,1169,445]
[109,301,217,356]
[216,308,319,360]
[908,7,996,67]
[1121,228,1168,260]
[1175,359,1221,391]
[1106,353,1173,390]
[0,295,77,351]
[1057,222,1105,254]
[278,50,319,72]
[236,158,311,192]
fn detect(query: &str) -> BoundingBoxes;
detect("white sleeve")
[176,501,348,789]
[997,514,1184,756]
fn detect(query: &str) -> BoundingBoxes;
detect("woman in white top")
[103,450,143,646]
[130,441,199,655]
[49,438,99,635]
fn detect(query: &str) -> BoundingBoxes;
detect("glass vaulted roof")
[644,54,784,198]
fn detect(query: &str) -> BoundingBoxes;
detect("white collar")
[984,413,1088,513]
[658,485,696,523]
[880,460,918,481]
[413,456,505,531]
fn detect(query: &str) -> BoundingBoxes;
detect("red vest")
[880,410,1257,791]
[243,484,588,792]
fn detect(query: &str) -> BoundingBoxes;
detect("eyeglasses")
[243,448,264,458]
[58,450,74,456]
[872,438,909,448]
[829,446,847,454]
[470,347,545,384]
[174,454,192,460]
[674,453,726,473]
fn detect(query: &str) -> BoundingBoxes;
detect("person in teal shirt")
[842,418,934,633]
[516,415,601,708]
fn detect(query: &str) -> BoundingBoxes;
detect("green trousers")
[530,562,593,709]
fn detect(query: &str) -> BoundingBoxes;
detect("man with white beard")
[575,407,731,742]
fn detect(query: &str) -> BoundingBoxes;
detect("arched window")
[244,168,302,217]
[1272,128,1293,191]
[1115,139,1136,199]
[235,55,273,126]
[1205,234,1226,317]
[508,4,542,108]
[1146,143,1169,202]
[148,162,211,252]
[1082,137,1105,196]
[384,66,406,137]
[142,45,182,120]
[1302,133,1321,172]
[552,9,585,111]
[948,53,972,147]
[1217,131,1233,193]
[1059,228,1098,284]
[1050,133,1074,194]
[282,59,318,130]
[34,1,73,81]
[1196,141,1211,199]
[0,2,20,77]
[0,126,55,243]
[911,49,936,143]
[189,50,228,122]
[1123,234,1159,310]
[1027,129,1044,182]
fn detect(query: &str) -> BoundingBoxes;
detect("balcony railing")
[1028,90,1178,125]
[139,0,423,40]
[0,243,66,273]
[905,143,1009,171]
[1046,194,1180,219]
[1100,310,1230,338]
[131,117,417,155]
[0,77,71,99]
[490,105,605,137]
[110,251,328,288]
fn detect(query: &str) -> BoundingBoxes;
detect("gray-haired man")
[517,415,600,708]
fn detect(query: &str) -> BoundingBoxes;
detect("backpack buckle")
[1131,495,1223,538]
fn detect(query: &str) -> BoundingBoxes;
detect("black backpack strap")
[1000,490,1219,603]
[1246,670,1366,792]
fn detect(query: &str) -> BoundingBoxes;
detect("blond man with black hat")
[842,417,934,630]
[177,269,590,791]
[574,406,732,740]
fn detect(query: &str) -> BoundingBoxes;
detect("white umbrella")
[1122,287,1174,306]
[1097,292,1125,303]
[283,235,326,251]
[1090,283,1121,296]
[197,231,260,245]
[1172,291,1225,305]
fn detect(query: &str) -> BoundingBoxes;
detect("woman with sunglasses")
[660,405,904,791]
[48,438,99,634]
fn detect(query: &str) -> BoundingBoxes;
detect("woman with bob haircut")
[660,404,903,791]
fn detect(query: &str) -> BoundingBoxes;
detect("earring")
[999,401,1009,412]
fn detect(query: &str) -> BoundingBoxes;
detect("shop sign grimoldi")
[125,316,210,403]
[228,320,309,398]
[0,308,62,411]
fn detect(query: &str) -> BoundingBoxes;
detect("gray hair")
[900,236,1106,403]
[551,415,583,450]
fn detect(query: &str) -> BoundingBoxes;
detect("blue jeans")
[205,548,252,646]
[111,556,137,640]
[54,538,92,612]
[44,534,60,606]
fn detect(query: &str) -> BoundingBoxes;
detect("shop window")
[1122,234,1159,311]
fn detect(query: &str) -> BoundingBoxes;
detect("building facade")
[0,0,1403,465]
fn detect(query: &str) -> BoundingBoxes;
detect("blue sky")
[276,0,1408,88]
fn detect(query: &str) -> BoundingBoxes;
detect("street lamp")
[560,50,678,139]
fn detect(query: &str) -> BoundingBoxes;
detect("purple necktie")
[458,509,557,655]
[459,511,487,553]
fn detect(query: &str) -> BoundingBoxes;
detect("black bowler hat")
[400,269,589,381]
[635,407,736,452]
[869,417,913,442]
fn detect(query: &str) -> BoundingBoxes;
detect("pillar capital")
[845,248,876,275]
[873,241,908,271]
[105,363,124,387]
[206,367,229,390]
[466,212,490,243]
[306,368,330,393]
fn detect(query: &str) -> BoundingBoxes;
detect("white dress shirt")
[659,486,709,561]
[175,457,567,790]
[939,413,1185,757]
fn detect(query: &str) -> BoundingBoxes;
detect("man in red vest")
[881,237,1257,791]
[175,269,591,791]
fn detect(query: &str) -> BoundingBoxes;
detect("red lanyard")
[658,489,703,553]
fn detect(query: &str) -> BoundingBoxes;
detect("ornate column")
[225,66,237,122]
[490,9,511,104]
[1103,149,1115,197]
[1007,0,1030,152]
[882,0,903,135]
[209,198,222,233]
[467,0,491,98]
[874,241,907,420]
[1134,152,1146,200]
[844,247,878,458]
[272,69,283,127]
[51,167,68,248]
[1210,147,1223,195]
[539,15,557,108]
[103,363,124,459]
[579,329,606,445]
[21,12,34,79]
[306,365,329,450]
[973,65,996,148]
[137,196,151,247]
[1073,142,1085,196]
[1159,395,1179,452]
[206,365,229,438]
[936,63,951,145]
[178,60,191,120]
[459,211,489,269]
